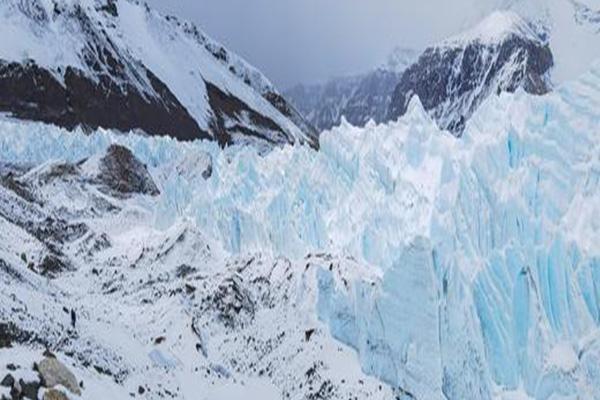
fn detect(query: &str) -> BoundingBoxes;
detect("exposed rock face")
[263,91,320,149]
[284,48,418,131]
[17,377,40,400]
[208,274,256,329]
[0,374,14,388]
[97,144,160,197]
[0,368,41,400]
[388,13,554,135]
[0,60,208,142]
[37,357,81,396]
[37,255,69,279]
[205,82,292,148]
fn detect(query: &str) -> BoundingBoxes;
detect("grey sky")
[146,1,498,89]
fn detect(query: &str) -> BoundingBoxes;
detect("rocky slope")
[0,0,318,149]
[284,48,418,131]
[0,141,396,400]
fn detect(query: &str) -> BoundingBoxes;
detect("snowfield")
[0,59,599,399]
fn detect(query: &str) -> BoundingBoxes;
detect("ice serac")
[324,67,599,397]
[0,56,599,400]
[0,0,317,149]
[388,11,553,135]
[318,237,442,399]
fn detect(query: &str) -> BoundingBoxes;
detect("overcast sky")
[145,1,502,89]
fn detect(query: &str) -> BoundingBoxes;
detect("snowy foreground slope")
[0,61,599,399]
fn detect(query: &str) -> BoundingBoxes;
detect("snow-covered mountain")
[284,48,418,131]
[0,0,318,149]
[0,52,599,399]
[388,11,554,135]
[473,0,600,82]
[286,2,599,137]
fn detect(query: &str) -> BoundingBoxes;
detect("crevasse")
[0,61,599,398]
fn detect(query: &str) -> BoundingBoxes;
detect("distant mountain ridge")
[286,13,554,136]
[289,2,599,136]
[284,47,419,131]
[388,11,554,135]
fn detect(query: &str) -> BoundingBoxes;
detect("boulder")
[37,358,81,396]
[43,388,69,400]
[18,377,40,400]
[97,145,160,197]
[0,374,13,387]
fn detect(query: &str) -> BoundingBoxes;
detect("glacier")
[0,58,599,399]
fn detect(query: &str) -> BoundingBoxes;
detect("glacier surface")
[0,60,599,399]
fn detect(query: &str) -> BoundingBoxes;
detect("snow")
[204,379,280,400]
[545,0,600,83]
[467,0,600,83]
[444,10,543,46]
[0,0,84,72]
[547,343,578,372]
[0,42,599,400]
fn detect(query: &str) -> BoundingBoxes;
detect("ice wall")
[0,62,599,398]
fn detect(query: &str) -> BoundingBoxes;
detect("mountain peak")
[389,10,553,135]
[444,10,544,46]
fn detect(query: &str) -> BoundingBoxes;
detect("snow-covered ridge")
[443,10,546,46]
[0,0,317,148]
[168,15,276,96]
[473,0,600,83]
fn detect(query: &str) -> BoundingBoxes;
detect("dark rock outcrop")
[263,91,319,149]
[37,255,69,279]
[18,377,41,400]
[388,20,553,135]
[0,60,208,142]
[97,144,160,197]
[0,323,33,349]
[205,82,291,148]
[206,275,256,329]
[0,374,14,388]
